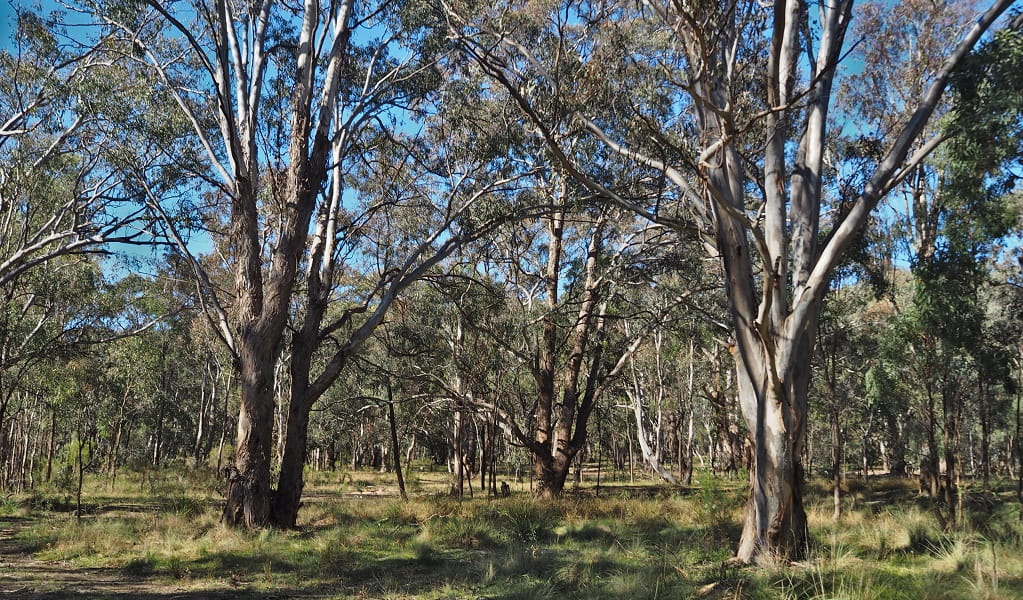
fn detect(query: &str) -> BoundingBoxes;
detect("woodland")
[1,0,1023,597]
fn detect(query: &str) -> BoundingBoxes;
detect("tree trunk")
[153,396,164,469]
[45,408,55,483]
[942,382,962,528]
[451,405,465,498]
[19,411,31,492]
[195,361,217,464]
[109,416,123,490]
[1016,359,1022,518]
[980,377,990,493]
[536,447,578,497]
[488,408,498,496]
[387,393,408,502]
[630,388,677,483]
[886,412,907,476]
[682,338,696,485]
[861,428,870,484]
[924,381,942,499]
[732,331,811,564]
[480,416,489,495]
[734,384,809,563]
[831,397,842,521]
[627,428,634,485]
[272,394,312,528]
[684,408,695,486]
[223,352,276,528]
[75,423,84,521]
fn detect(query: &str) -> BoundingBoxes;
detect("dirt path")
[0,516,277,599]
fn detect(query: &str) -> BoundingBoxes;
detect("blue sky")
[1,3,14,47]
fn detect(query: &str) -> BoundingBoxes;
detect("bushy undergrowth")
[6,470,1023,598]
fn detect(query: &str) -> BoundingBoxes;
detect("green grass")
[5,468,1023,598]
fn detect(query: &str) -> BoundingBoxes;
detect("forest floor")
[2,468,1023,599]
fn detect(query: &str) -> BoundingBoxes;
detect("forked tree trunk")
[733,353,810,564]
[630,388,677,484]
[535,445,581,498]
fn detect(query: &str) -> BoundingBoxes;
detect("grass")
[4,467,1023,598]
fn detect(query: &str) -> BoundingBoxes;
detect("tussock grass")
[7,468,1023,598]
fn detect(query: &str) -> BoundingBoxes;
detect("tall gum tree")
[0,10,172,472]
[445,0,1017,562]
[93,0,541,527]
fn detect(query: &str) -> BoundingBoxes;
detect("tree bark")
[387,392,408,502]
[733,352,810,565]
[75,422,84,521]
[1016,355,1022,518]
[44,408,55,483]
[224,350,276,528]
[272,393,311,527]
[980,376,991,493]
[831,397,842,521]
[629,386,677,484]
[451,404,465,498]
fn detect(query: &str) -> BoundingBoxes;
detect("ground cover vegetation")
[1,0,1023,596]
[6,468,1023,599]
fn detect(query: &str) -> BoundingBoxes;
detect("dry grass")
[5,468,1023,598]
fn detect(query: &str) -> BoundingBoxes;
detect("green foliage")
[948,26,1023,217]
[917,25,1023,354]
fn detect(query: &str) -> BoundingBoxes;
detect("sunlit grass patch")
[9,468,1023,598]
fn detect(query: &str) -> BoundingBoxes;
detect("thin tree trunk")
[832,397,842,521]
[925,379,942,500]
[75,422,84,521]
[451,404,464,498]
[629,387,677,483]
[387,389,407,502]
[597,408,601,496]
[489,403,499,496]
[216,370,232,475]
[683,338,695,485]
[980,377,990,494]
[153,397,164,469]
[480,415,489,495]
[45,408,55,483]
[19,411,30,492]
[628,426,634,484]
[1016,357,1022,518]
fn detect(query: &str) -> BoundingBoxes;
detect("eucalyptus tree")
[444,0,1016,562]
[89,0,542,527]
[626,326,679,484]
[0,10,156,289]
[914,21,1022,522]
[811,278,886,518]
[623,262,724,484]
[446,197,691,497]
[0,7,157,402]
